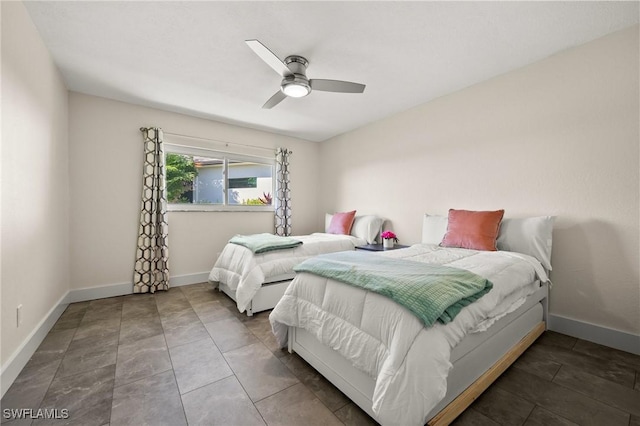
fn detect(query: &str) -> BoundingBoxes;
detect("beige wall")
[68,93,320,289]
[320,26,639,335]
[1,2,70,365]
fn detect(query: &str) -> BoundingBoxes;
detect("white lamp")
[282,83,310,97]
[281,75,311,98]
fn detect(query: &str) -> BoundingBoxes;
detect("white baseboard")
[63,281,132,304]
[0,271,211,398]
[169,271,210,287]
[0,292,69,398]
[548,314,640,355]
[63,271,211,304]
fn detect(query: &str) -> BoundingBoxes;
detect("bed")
[208,214,385,316]
[269,212,554,425]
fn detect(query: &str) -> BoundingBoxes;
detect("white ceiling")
[25,1,638,142]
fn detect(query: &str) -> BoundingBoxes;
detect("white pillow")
[497,216,555,271]
[326,213,384,244]
[421,213,555,271]
[421,214,448,244]
[324,213,333,232]
[351,215,385,244]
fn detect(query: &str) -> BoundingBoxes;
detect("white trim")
[63,282,132,304]
[62,272,211,304]
[168,204,274,213]
[0,271,211,397]
[548,314,640,355]
[162,131,277,158]
[165,142,275,163]
[169,272,210,287]
[0,292,69,398]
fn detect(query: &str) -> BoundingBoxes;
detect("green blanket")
[229,233,303,254]
[293,251,493,326]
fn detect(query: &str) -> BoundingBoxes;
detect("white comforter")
[270,244,548,425]
[209,233,365,312]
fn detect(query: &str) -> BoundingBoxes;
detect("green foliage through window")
[241,192,272,205]
[165,154,197,203]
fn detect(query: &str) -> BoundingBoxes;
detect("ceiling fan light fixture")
[281,77,311,98]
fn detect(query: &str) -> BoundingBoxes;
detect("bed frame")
[217,278,293,316]
[287,282,549,425]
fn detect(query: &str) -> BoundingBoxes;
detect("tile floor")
[2,283,639,425]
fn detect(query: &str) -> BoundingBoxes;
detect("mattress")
[209,232,365,312]
[289,297,545,422]
[270,245,549,425]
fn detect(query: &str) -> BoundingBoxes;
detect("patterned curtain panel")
[133,127,170,293]
[274,148,293,236]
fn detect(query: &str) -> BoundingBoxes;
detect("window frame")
[164,143,275,212]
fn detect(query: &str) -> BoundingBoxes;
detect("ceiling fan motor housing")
[284,56,308,74]
[281,56,311,97]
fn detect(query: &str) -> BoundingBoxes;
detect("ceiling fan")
[245,39,366,109]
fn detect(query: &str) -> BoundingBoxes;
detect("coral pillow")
[327,210,357,235]
[441,209,505,251]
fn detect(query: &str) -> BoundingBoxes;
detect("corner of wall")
[1,0,71,396]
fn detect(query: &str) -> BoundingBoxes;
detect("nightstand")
[355,243,410,252]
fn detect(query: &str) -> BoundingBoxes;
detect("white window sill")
[168,204,274,213]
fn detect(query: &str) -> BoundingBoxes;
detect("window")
[164,144,274,212]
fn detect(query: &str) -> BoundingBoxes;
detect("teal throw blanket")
[293,251,493,326]
[229,233,303,254]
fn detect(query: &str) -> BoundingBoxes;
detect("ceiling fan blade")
[262,90,287,109]
[310,79,366,94]
[245,39,292,77]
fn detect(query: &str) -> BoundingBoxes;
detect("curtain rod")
[162,130,278,153]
